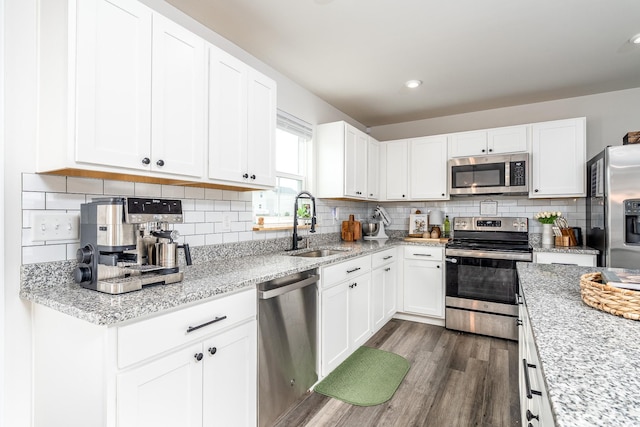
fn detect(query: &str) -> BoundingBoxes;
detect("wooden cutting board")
[341,215,362,241]
[404,237,450,243]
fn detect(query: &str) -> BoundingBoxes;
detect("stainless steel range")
[445,217,532,340]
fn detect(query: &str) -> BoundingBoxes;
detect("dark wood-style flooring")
[275,319,520,427]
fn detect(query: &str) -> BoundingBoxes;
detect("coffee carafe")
[146,227,192,271]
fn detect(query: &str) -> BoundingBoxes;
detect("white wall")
[370,87,640,159]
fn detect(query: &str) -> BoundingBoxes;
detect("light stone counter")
[20,238,446,326]
[517,262,640,427]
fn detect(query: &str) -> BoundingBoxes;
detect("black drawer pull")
[383,255,393,260]
[522,358,542,399]
[187,315,228,333]
[526,410,539,421]
[414,253,432,257]
[384,267,391,272]
[346,267,361,273]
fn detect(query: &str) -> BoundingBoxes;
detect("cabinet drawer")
[321,255,371,289]
[403,246,443,261]
[534,252,596,266]
[118,288,256,368]
[371,248,397,269]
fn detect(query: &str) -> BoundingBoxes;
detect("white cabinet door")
[403,259,444,317]
[344,124,368,198]
[449,131,487,157]
[247,69,277,187]
[383,263,397,322]
[409,136,449,200]
[75,0,153,170]
[487,125,529,154]
[151,15,206,177]
[118,343,203,427]
[385,140,409,200]
[372,262,398,332]
[530,117,586,198]
[321,282,350,375]
[202,320,257,427]
[208,46,248,183]
[348,274,372,349]
[367,138,380,199]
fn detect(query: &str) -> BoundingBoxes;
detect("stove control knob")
[520,221,527,229]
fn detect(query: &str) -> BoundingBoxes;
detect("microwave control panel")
[510,161,526,186]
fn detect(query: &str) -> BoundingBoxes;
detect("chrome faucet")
[291,191,317,250]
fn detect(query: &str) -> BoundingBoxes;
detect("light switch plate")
[31,212,80,241]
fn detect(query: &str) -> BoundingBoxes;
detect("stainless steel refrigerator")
[586,145,640,268]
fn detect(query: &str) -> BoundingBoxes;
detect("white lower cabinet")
[319,255,372,377]
[371,248,398,333]
[402,246,445,318]
[534,252,596,267]
[519,294,555,426]
[32,289,257,427]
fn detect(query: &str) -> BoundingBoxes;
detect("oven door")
[445,254,518,305]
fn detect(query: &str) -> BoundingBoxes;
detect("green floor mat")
[314,346,410,406]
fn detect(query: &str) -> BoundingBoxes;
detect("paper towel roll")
[429,210,443,226]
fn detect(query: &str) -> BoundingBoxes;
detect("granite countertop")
[20,238,446,326]
[517,263,640,426]
[530,241,599,254]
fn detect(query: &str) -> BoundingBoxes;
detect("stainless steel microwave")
[448,153,529,195]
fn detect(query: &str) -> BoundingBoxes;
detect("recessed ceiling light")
[405,79,422,89]
[631,33,640,44]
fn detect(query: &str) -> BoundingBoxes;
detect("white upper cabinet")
[74,0,153,172]
[449,125,528,157]
[37,0,275,188]
[150,14,206,177]
[409,135,449,200]
[208,46,276,188]
[367,138,380,199]
[384,139,409,200]
[530,117,586,198]
[316,121,369,200]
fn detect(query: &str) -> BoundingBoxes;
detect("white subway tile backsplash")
[22,192,46,210]
[238,192,253,201]
[230,200,246,211]
[184,187,205,199]
[205,233,223,245]
[23,174,67,192]
[104,180,135,196]
[222,190,239,201]
[23,244,67,264]
[161,185,185,198]
[205,188,223,200]
[173,223,196,236]
[195,222,214,234]
[231,222,245,232]
[215,200,231,211]
[196,199,214,211]
[206,211,223,222]
[184,211,205,223]
[238,231,253,242]
[181,199,196,211]
[134,183,162,197]
[185,234,206,247]
[46,193,86,210]
[67,177,103,194]
[67,243,80,260]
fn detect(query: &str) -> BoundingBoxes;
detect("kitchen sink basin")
[291,249,350,258]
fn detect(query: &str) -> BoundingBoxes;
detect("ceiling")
[167,0,640,127]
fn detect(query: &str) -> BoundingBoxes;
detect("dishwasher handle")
[258,275,319,300]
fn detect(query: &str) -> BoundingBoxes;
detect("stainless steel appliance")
[445,217,532,340]
[449,153,528,195]
[586,145,640,268]
[74,197,190,294]
[258,269,318,427]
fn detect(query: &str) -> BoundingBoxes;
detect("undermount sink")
[291,249,350,258]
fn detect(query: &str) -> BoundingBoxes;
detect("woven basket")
[580,272,640,321]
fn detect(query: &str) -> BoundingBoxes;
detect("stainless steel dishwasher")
[258,269,318,427]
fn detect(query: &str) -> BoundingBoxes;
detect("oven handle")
[445,257,458,263]
[445,248,532,261]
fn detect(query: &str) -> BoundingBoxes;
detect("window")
[252,111,312,227]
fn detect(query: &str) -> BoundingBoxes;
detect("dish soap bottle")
[444,215,450,238]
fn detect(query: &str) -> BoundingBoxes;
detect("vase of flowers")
[536,211,561,246]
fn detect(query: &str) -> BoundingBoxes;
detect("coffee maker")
[74,197,191,294]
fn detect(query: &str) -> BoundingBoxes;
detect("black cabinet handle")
[346,267,361,273]
[383,255,393,260]
[481,149,486,153]
[517,319,523,326]
[250,174,256,180]
[349,283,358,289]
[534,189,539,192]
[488,148,493,153]
[141,157,150,165]
[522,359,542,399]
[414,253,432,257]
[194,353,203,362]
[437,265,440,268]
[526,410,539,422]
[208,347,217,356]
[384,267,391,272]
[156,159,165,167]
[441,193,445,196]
[243,173,249,179]
[186,315,228,333]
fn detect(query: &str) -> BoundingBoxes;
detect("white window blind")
[277,109,313,141]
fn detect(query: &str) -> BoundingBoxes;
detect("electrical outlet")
[31,212,80,242]
[221,213,231,232]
